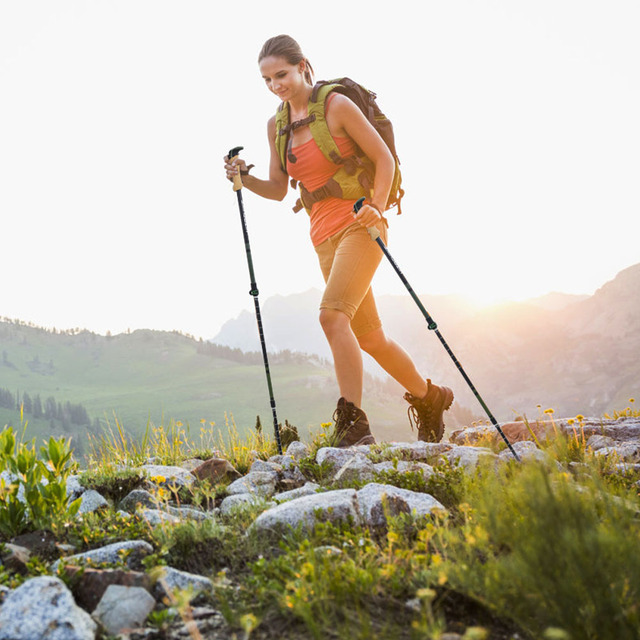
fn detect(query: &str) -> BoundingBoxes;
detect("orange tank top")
[286,124,358,247]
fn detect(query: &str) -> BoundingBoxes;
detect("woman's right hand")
[223,153,249,183]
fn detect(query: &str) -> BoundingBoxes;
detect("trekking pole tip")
[228,146,244,192]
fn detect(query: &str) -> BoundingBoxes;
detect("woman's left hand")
[353,203,382,229]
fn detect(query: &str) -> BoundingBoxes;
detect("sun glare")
[462,289,512,308]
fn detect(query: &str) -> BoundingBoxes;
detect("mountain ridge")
[213,263,640,419]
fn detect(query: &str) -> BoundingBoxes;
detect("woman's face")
[259,55,307,101]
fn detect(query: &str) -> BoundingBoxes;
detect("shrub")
[0,427,81,538]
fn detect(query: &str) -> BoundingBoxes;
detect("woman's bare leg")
[319,308,364,407]
[357,327,428,397]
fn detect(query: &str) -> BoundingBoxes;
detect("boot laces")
[333,403,359,435]
[404,393,436,434]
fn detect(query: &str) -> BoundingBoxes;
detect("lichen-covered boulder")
[0,576,96,640]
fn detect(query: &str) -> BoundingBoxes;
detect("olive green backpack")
[275,78,404,215]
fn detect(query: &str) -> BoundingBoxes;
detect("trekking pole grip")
[353,197,381,241]
[228,146,244,192]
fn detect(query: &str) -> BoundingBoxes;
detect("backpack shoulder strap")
[274,101,290,172]
[307,81,346,165]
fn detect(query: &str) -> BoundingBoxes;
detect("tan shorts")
[315,220,388,338]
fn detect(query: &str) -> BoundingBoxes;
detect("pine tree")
[33,394,43,418]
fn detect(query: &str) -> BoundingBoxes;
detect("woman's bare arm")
[223,116,289,201]
[329,94,395,227]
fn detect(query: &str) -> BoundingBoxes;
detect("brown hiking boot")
[331,397,376,448]
[404,379,454,443]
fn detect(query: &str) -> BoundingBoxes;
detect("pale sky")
[1,1,638,339]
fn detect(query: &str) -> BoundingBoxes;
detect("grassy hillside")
[0,320,475,455]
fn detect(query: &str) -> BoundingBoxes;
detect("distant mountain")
[525,292,589,311]
[564,263,640,337]
[213,263,640,420]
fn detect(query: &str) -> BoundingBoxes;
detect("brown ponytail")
[258,34,314,84]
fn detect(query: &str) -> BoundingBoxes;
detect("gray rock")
[316,447,375,482]
[448,425,495,445]
[281,463,307,487]
[273,482,321,503]
[384,441,453,461]
[226,470,278,497]
[249,489,359,535]
[332,453,376,484]
[595,443,640,462]
[52,540,154,572]
[119,489,157,512]
[219,493,273,516]
[315,447,360,469]
[444,445,498,470]
[140,508,180,526]
[589,417,640,442]
[165,505,211,521]
[277,454,298,470]
[356,483,445,530]
[0,576,96,640]
[78,489,109,514]
[155,566,214,600]
[285,440,310,460]
[249,459,282,474]
[497,440,552,464]
[92,584,155,635]
[586,434,616,451]
[138,465,196,488]
[66,474,87,500]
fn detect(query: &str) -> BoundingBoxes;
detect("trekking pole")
[227,146,283,455]
[354,198,520,461]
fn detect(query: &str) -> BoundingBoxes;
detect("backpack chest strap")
[280,115,317,164]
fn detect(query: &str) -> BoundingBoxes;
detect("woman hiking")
[224,34,453,447]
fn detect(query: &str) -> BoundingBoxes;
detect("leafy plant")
[0,427,81,538]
